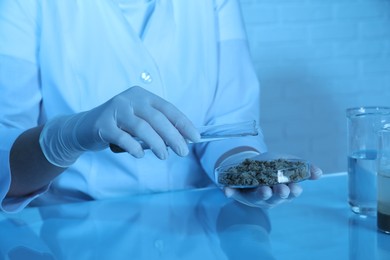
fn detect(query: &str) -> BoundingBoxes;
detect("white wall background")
[240,0,390,174]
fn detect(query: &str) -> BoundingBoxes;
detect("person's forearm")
[7,125,66,197]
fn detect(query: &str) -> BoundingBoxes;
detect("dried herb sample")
[217,158,309,187]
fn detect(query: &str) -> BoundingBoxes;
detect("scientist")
[0,0,321,212]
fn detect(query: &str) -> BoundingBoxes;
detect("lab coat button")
[140,71,152,84]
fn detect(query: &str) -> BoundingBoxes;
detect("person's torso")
[34,0,220,201]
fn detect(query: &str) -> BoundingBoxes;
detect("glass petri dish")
[215,158,311,188]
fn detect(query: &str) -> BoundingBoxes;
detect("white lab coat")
[0,0,266,211]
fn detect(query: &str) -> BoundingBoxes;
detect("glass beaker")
[377,126,390,233]
[346,106,390,216]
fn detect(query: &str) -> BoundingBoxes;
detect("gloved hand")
[217,152,322,209]
[39,86,200,167]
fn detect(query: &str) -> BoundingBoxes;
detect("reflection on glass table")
[1,173,390,260]
[268,173,390,260]
[0,188,273,260]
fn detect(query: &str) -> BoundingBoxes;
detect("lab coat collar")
[105,0,175,97]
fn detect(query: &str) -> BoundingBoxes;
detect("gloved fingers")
[100,126,145,158]
[224,183,303,209]
[261,184,302,206]
[151,98,200,143]
[256,185,273,200]
[116,116,169,160]
[172,116,201,143]
[134,107,189,157]
[287,183,303,197]
[309,164,323,180]
[269,183,303,200]
[254,185,294,208]
[272,184,290,199]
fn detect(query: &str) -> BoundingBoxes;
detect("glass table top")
[1,173,389,259]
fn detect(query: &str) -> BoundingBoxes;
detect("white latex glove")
[39,86,200,167]
[218,152,322,209]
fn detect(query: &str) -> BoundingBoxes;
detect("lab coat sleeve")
[195,0,267,178]
[0,1,47,212]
